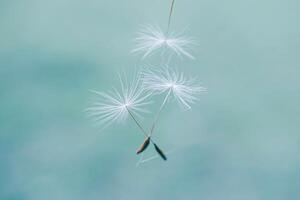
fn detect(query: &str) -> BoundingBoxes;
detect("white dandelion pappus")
[132,25,195,59]
[141,67,206,110]
[86,73,151,127]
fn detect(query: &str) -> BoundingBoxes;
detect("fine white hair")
[141,67,206,110]
[132,25,196,59]
[86,72,151,127]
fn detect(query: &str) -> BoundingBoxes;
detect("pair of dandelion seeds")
[87,1,206,162]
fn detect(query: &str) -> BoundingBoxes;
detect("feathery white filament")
[132,25,195,59]
[86,74,151,127]
[141,67,206,110]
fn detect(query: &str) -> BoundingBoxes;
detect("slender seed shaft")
[126,107,167,160]
[150,89,172,135]
[126,106,154,143]
[167,0,175,34]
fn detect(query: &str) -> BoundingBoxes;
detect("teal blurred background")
[1,0,299,199]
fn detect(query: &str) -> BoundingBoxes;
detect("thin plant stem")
[167,0,175,35]
[126,106,155,143]
[150,89,172,135]
[126,107,148,136]
[126,107,167,160]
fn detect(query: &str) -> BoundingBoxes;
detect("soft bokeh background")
[1,0,299,199]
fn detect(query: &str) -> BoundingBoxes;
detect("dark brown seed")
[136,137,150,154]
[153,143,167,161]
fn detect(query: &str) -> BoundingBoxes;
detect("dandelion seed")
[86,73,151,127]
[132,25,195,59]
[141,67,206,110]
[136,137,151,154]
[153,143,167,161]
[86,72,167,159]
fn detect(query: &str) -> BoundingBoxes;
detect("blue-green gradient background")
[1,0,299,199]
